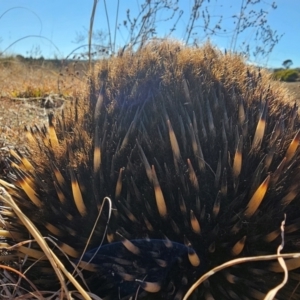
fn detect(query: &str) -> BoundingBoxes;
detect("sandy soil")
[282,82,300,104]
[0,96,66,154]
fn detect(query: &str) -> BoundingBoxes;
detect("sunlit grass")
[0,57,86,98]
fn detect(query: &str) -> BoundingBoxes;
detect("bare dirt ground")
[282,82,300,104]
[0,96,68,153]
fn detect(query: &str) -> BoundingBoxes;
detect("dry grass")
[0,58,87,98]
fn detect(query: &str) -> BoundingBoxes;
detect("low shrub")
[272,69,299,82]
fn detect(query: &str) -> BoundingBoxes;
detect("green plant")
[282,59,293,69]
[273,69,299,82]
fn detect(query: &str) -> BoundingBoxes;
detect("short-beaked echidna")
[1,40,300,299]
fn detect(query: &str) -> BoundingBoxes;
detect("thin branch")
[103,0,113,53]
[113,0,120,53]
[0,35,61,56]
[89,0,98,68]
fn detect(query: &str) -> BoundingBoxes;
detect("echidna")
[1,40,300,300]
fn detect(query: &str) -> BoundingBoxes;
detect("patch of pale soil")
[281,82,300,104]
[0,95,66,155]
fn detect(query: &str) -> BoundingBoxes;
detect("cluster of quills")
[1,41,300,299]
